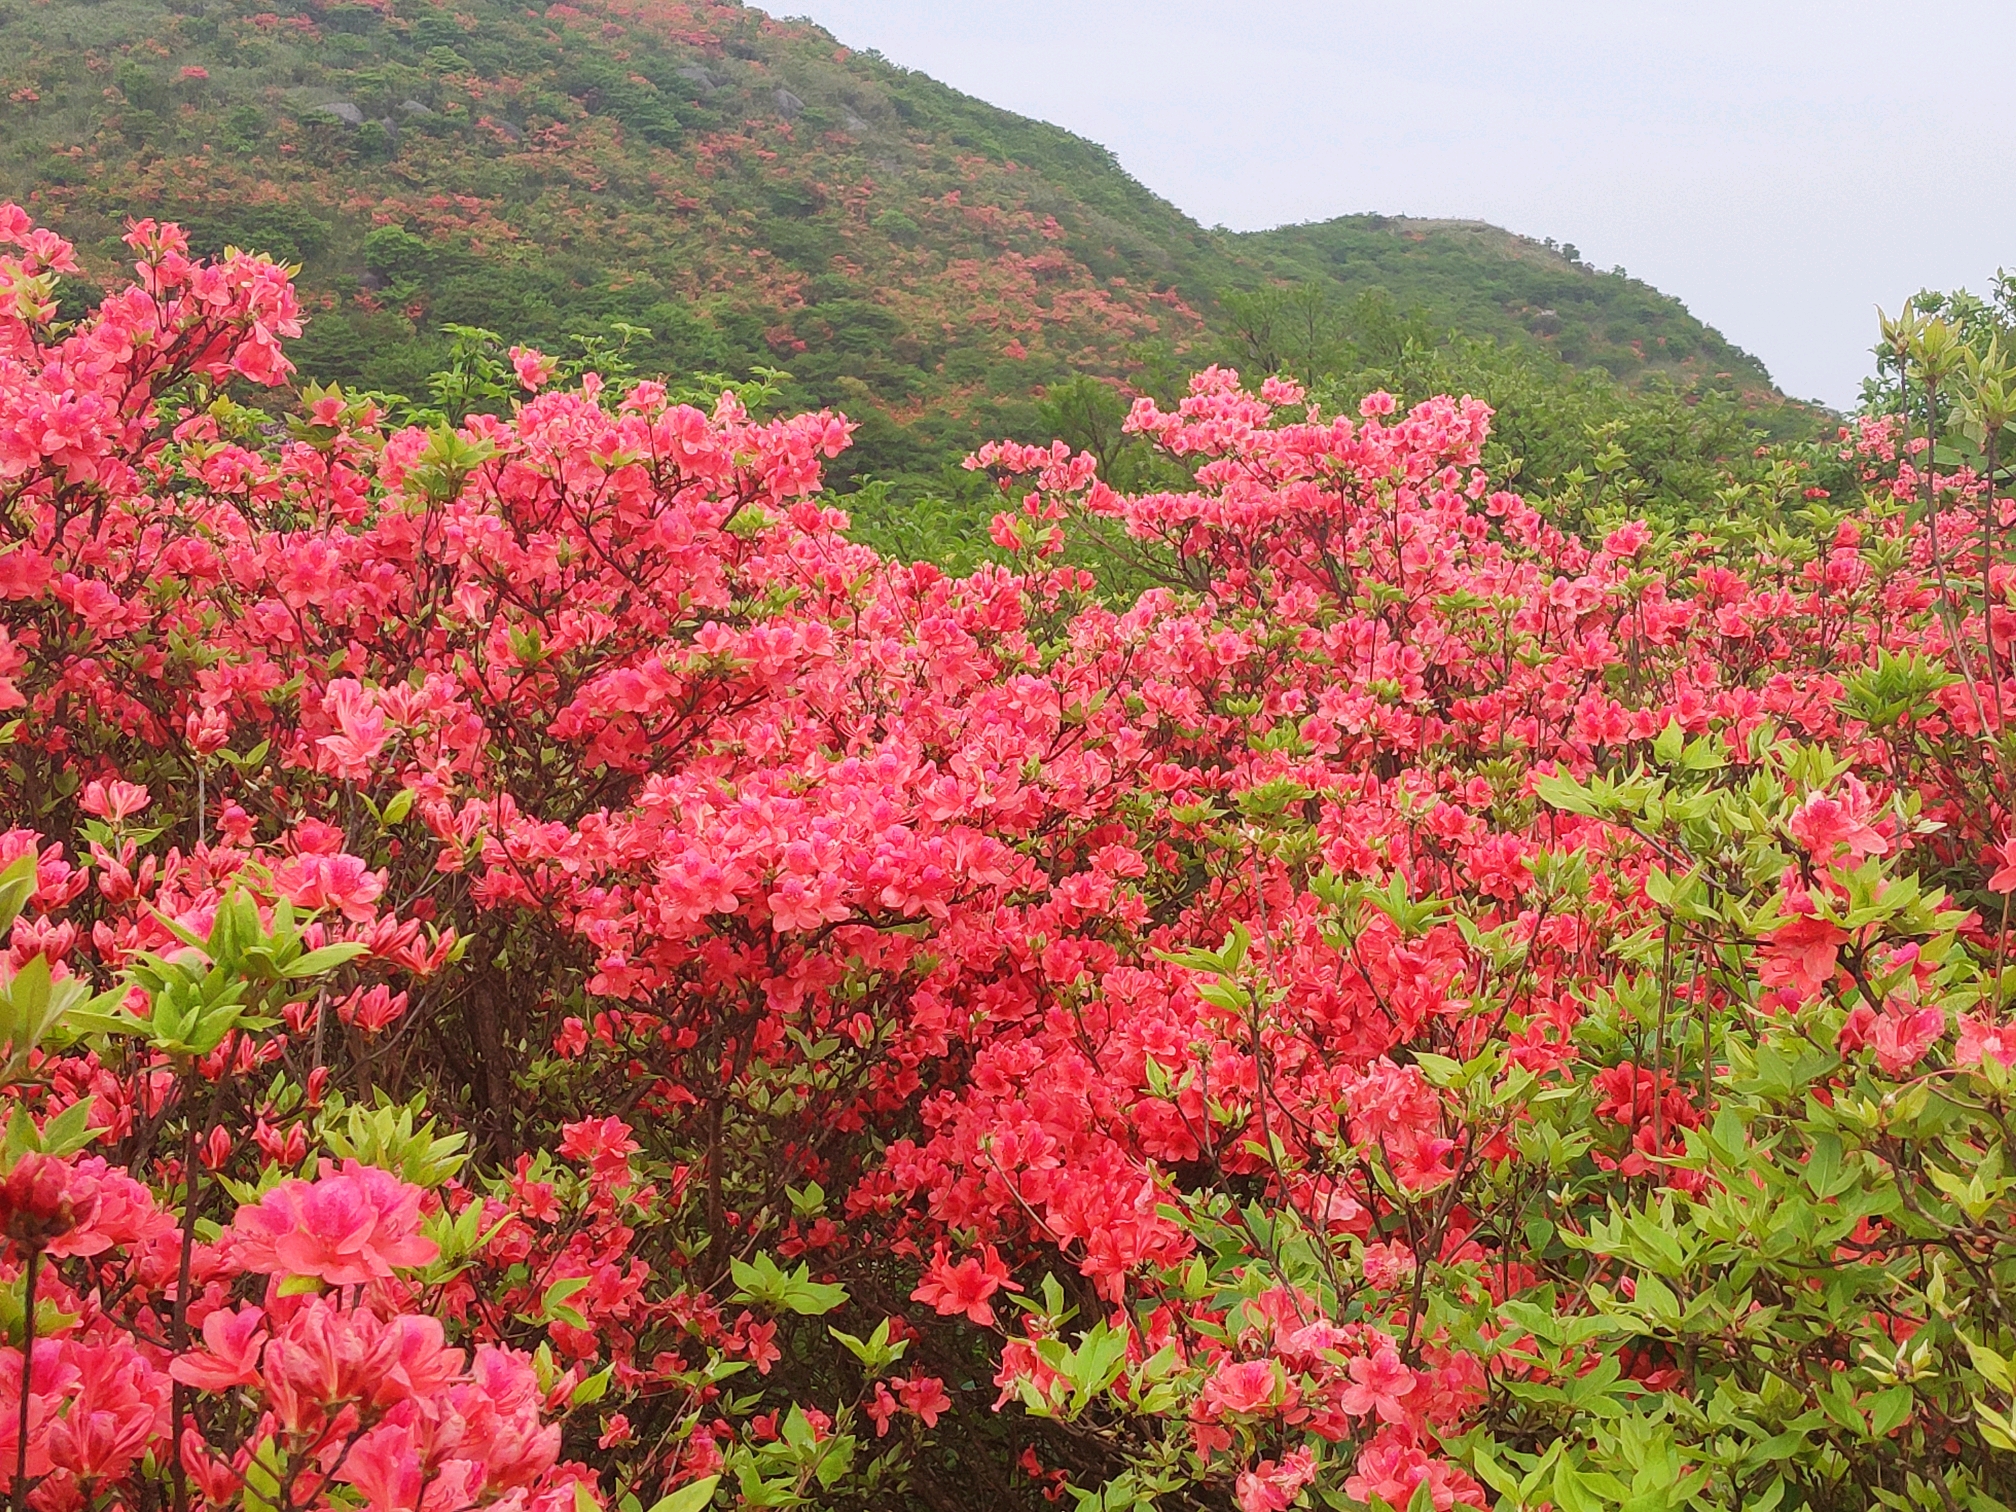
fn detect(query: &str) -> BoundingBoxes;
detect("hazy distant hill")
[1238,216,1770,387]
[0,0,1785,479]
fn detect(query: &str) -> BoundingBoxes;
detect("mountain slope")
[1237,216,1770,387]
[0,0,1783,479]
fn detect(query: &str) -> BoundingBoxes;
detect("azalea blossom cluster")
[0,1147,584,1512]
[2,209,2014,1510]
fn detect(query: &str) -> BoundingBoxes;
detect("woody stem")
[14,1245,39,1512]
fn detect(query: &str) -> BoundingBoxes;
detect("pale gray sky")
[774,0,2016,408]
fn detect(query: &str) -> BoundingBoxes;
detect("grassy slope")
[0,0,1787,481]
[1240,216,1775,391]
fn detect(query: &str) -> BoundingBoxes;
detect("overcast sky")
[773,0,2016,408]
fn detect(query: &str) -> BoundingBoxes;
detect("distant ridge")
[0,0,1781,476]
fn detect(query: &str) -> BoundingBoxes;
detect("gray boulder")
[320,101,365,126]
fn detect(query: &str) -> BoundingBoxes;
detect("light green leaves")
[0,950,130,1083]
[321,1094,468,1187]
[641,1478,718,1512]
[1,1098,101,1168]
[0,851,133,1081]
[829,1317,906,1376]
[728,1253,847,1316]
[124,887,365,1057]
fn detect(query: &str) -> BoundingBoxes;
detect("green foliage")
[0,0,1801,500]
[729,1252,849,1317]
[1055,728,2016,1510]
[317,1093,469,1187]
[1237,217,1776,391]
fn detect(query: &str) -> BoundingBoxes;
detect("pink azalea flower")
[1757,915,1848,1000]
[1788,778,1890,865]
[1958,1015,2016,1069]
[1201,1359,1293,1417]
[911,1244,1014,1327]
[227,1161,439,1284]
[1339,1344,1416,1424]
[1237,1448,1318,1512]
[168,1306,267,1391]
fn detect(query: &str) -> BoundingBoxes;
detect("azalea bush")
[3,205,2016,1512]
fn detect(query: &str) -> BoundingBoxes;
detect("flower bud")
[0,1152,89,1249]
[201,1126,235,1171]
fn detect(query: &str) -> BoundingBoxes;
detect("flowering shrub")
[3,206,2016,1512]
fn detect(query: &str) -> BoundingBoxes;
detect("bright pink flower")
[227,1161,439,1284]
[1603,519,1652,558]
[911,1244,1013,1327]
[0,1151,92,1248]
[1340,1344,1416,1423]
[558,1116,639,1181]
[1201,1359,1291,1417]
[898,1372,952,1427]
[864,1381,900,1437]
[40,1343,167,1483]
[1990,837,2016,894]
[335,984,409,1034]
[316,678,390,779]
[169,1306,267,1391]
[338,1421,423,1512]
[260,1300,463,1432]
[1237,1448,1318,1512]
[269,850,385,922]
[1788,779,1889,865]
[1757,915,1848,1000]
[78,780,150,822]
[1346,1433,1484,1512]
[44,1157,173,1258]
[1849,1004,1946,1076]
[1958,1015,2016,1069]
[511,346,556,391]
[734,1314,780,1375]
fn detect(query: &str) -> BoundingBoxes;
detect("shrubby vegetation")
[4,198,2016,1512]
[849,320,1832,581]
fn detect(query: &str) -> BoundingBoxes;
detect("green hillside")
[1236,215,1772,388]
[0,0,1791,482]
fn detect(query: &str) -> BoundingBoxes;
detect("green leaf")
[285,943,369,978]
[1965,1335,2016,1395]
[570,1364,613,1406]
[36,1098,100,1157]
[0,851,37,936]
[241,1437,284,1512]
[729,1253,846,1315]
[1630,1271,1680,1326]
[1867,1384,1913,1437]
[641,1483,721,1512]
[1803,1133,1842,1199]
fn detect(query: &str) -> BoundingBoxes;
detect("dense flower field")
[1,212,2015,1512]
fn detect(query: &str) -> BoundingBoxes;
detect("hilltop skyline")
[781,0,2016,408]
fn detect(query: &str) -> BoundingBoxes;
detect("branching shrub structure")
[0,211,2012,1512]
